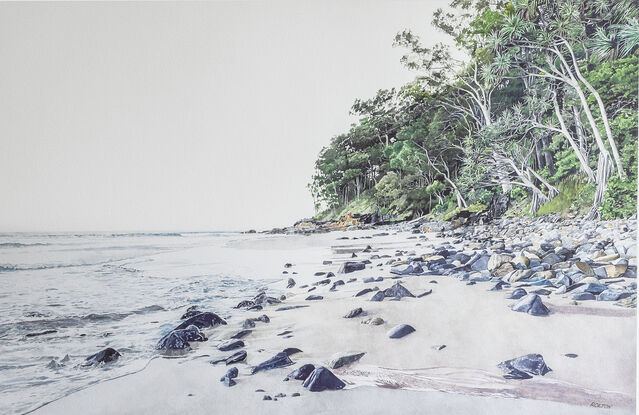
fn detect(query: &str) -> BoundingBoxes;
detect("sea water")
[0,232,283,414]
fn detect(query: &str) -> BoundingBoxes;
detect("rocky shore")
[35,214,637,415]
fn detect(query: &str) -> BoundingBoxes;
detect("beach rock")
[362,317,384,325]
[503,368,533,380]
[221,376,236,387]
[383,282,414,299]
[328,352,365,369]
[305,295,323,301]
[598,289,632,301]
[263,395,272,400]
[575,262,595,277]
[532,289,551,296]
[417,289,433,298]
[225,350,247,365]
[564,353,578,358]
[338,262,366,274]
[234,300,255,309]
[542,253,562,266]
[287,278,296,288]
[510,294,549,316]
[303,367,346,392]
[387,324,415,339]
[217,339,245,352]
[175,312,227,330]
[488,254,514,271]
[180,306,200,319]
[285,364,315,381]
[251,352,294,374]
[276,305,310,311]
[344,307,363,318]
[370,291,385,302]
[470,255,490,271]
[390,263,423,275]
[283,347,303,356]
[323,260,333,265]
[355,288,374,297]
[571,283,608,295]
[498,354,551,376]
[507,288,527,300]
[572,292,596,301]
[220,367,239,383]
[157,325,207,350]
[330,280,345,291]
[85,348,121,365]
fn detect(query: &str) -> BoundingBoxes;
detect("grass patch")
[536,176,588,217]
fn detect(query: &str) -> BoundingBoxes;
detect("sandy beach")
[28,224,636,415]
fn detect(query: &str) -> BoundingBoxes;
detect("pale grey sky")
[0,0,452,232]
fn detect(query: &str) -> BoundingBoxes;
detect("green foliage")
[310,1,638,222]
[600,177,638,219]
[536,177,585,217]
[509,187,527,202]
[441,203,487,221]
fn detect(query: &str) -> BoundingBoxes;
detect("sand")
[30,229,636,414]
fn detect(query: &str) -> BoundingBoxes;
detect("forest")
[309,0,638,222]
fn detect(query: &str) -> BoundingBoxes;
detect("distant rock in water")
[285,364,315,381]
[85,347,121,365]
[287,278,296,288]
[175,312,227,330]
[157,325,207,351]
[498,354,551,378]
[251,352,294,374]
[180,306,200,319]
[387,324,415,339]
[302,366,346,392]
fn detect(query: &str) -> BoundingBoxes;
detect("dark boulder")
[217,339,245,352]
[156,325,207,350]
[387,324,415,339]
[344,307,363,318]
[180,306,200,319]
[302,366,346,392]
[85,347,121,365]
[370,291,385,302]
[211,350,247,365]
[498,354,551,377]
[234,300,255,309]
[305,295,323,301]
[251,352,294,374]
[285,364,315,381]
[383,282,415,299]
[287,278,296,288]
[231,330,252,339]
[507,288,527,300]
[510,294,549,316]
[355,288,374,297]
[338,262,366,274]
[175,312,227,330]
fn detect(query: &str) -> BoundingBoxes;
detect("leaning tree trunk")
[586,153,614,220]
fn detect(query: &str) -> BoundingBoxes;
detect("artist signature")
[590,402,612,408]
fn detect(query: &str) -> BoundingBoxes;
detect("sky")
[0,0,454,232]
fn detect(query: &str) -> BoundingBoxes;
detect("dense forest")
[309,0,638,222]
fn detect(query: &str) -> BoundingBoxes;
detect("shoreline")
[29,216,637,414]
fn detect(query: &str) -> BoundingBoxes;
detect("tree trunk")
[586,153,614,220]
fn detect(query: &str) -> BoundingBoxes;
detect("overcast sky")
[0,0,453,232]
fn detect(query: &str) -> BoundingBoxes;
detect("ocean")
[0,231,284,414]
